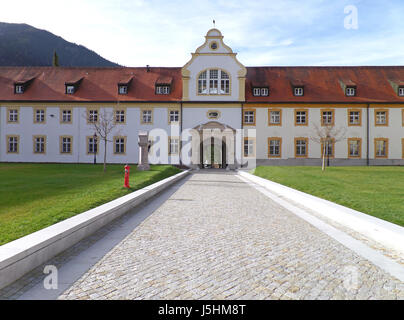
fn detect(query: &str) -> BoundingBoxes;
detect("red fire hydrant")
[124,164,130,188]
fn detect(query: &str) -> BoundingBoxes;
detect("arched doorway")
[192,121,236,169]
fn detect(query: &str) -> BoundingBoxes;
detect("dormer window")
[346,87,356,96]
[66,85,75,94]
[15,85,24,94]
[399,87,404,97]
[294,87,304,96]
[156,85,170,95]
[252,87,269,96]
[118,85,128,95]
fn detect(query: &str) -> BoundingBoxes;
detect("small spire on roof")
[213,19,215,28]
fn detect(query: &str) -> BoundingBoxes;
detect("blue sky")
[1,0,404,67]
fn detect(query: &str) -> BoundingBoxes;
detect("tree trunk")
[322,143,326,171]
[103,138,107,173]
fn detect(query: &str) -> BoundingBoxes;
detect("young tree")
[52,51,59,67]
[86,109,118,172]
[310,123,346,171]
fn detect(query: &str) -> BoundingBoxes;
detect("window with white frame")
[268,138,281,157]
[88,110,98,123]
[169,110,179,123]
[198,69,229,95]
[114,137,125,154]
[35,109,45,123]
[15,85,24,94]
[349,139,360,157]
[8,136,18,153]
[156,85,170,94]
[115,110,125,123]
[349,111,361,125]
[8,109,18,122]
[375,139,387,157]
[244,139,255,157]
[62,109,72,123]
[252,88,261,96]
[269,110,281,125]
[375,111,387,125]
[346,87,356,96]
[169,138,179,155]
[118,85,128,94]
[88,137,98,154]
[34,136,45,153]
[66,85,75,94]
[261,88,269,96]
[322,110,334,125]
[244,110,255,124]
[295,110,307,125]
[61,137,72,153]
[399,87,404,96]
[294,87,304,96]
[295,139,307,157]
[142,110,152,123]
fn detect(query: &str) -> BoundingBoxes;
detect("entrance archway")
[192,121,236,169]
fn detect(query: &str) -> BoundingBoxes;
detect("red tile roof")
[246,66,404,103]
[0,67,182,102]
[0,66,403,103]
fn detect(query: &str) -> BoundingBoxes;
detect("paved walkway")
[2,171,404,299]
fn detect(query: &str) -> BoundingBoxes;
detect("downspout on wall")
[366,103,370,166]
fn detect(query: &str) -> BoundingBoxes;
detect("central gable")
[182,28,246,101]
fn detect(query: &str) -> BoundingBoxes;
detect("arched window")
[198,69,230,95]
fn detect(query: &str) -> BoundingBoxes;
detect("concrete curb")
[0,169,190,290]
[238,170,404,257]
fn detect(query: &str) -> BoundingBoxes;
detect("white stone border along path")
[237,170,404,282]
[0,170,190,290]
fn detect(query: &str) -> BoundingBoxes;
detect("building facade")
[1,28,404,167]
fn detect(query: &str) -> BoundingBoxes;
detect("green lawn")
[0,163,181,245]
[253,166,404,227]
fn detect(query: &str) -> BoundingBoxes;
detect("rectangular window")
[34,109,45,123]
[115,110,125,123]
[398,87,404,96]
[375,138,388,158]
[375,109,388,126]
[66,85,75,94]
[7,136,19,153]
[87,136,98,154]
[243,110,255,125]
[118,85,128,94]
[142,110,153,124]
[295,138,308,158]
[243,138,255,157]
[294,87,304,96]
[169,137,179,155]
[34,136,46,154]
[88,109,98,123]
[268,138,282,158]
[156,86,170,94]
[220,70,230,94]
[114,137,126,154]
[268,109,281,126]
[169,110,179,123]
[348,110,361,126]
[295,110,308,126]
[209,69,218,94]
[198,71,207,94]
[253,88,261,96]
[8,109,19,123]
[348,138,361,158]
[15,85,24,94]
[61,109,72,123]
[60,136,72,154]
[321,109,334,126]
[261,88,269,96]
[346,87,356,96]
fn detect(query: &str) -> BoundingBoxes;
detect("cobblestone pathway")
[58,172,404,300]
